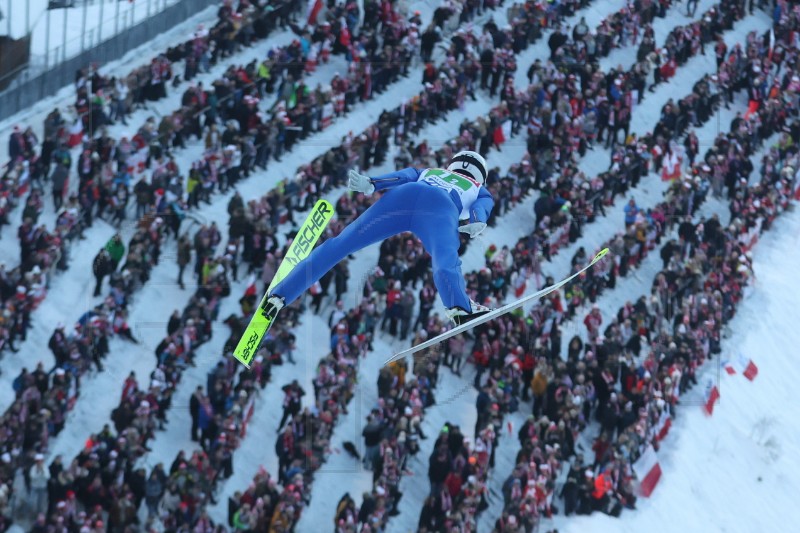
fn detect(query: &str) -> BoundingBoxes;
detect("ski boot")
[446,299,492,326]
[262,295,285,318]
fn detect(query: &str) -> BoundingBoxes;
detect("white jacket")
[29,464,49,490]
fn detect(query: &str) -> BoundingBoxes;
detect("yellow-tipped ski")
[383,247,610,365]
[233,199,334,367]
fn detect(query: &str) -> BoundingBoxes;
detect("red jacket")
[592,472,613,499]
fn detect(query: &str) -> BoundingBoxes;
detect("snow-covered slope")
[550,207,800,533]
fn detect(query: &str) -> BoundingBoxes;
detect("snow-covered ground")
[0,0,50,39]
[2,3,799,533]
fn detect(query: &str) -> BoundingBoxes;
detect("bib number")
[425,168,474,192]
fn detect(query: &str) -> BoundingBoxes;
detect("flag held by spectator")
[307,0,323,25]
[240,395,256,438]
[632,444,662,497]
[244,275,258,298]
[768,29,775,61]
[704,381,720,416]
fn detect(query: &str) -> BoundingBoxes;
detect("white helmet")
[447,150,488,185]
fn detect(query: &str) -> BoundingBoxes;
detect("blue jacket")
[370,167,495,224]
[624,203,639,224]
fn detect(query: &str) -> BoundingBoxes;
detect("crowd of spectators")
[0,212,278,531]
[259,0,754,354]
[484,103,796,531]
[328,5,797,531]
[0,0,303,364]
[0,0,491,528]
[1,0,795,532]
[205,1,780,532]
[302,2,791,532]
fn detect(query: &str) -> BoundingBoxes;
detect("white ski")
[383,248,609,366]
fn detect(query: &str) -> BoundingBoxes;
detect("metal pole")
[147,0,152,18]
[62,6,68,62]
[45,8,51,69]
[82,1,89,53]
[7,0,11,38]
[99,0,104,43]
[115,0,120,35]
[25,0,29,34]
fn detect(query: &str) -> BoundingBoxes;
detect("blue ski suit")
[270,167,495,312]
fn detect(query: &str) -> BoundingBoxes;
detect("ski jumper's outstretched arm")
[468,187,495,223]
[370,167,424,190]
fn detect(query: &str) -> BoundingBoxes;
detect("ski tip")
[383,354,403,367]
[594,248,610,262]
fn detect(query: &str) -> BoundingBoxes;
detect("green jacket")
[232,509,250,530]
[105,237,126,265]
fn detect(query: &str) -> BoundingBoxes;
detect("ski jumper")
[269,167,495,311]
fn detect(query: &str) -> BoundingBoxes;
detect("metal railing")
[0,0,218,122]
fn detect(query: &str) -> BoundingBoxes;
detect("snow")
[0,0,49,40]
[1,0,185,63]
[1,2,799,533]
[547,207,800,533]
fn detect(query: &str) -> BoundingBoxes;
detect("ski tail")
[232,302,277,369]
[232,199,335,368]
[383,247,610,366]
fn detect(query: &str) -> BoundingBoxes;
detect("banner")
[633,444,662,497]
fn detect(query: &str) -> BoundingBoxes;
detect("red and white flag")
[704,382,720,416]
[240,395,256,438]
[307,0,323,25]
[244,275,258,298]
[633,444,662,497]
[654,410,671,442]
[768,29,775,61]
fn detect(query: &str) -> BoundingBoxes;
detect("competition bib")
[419,168,480,219]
